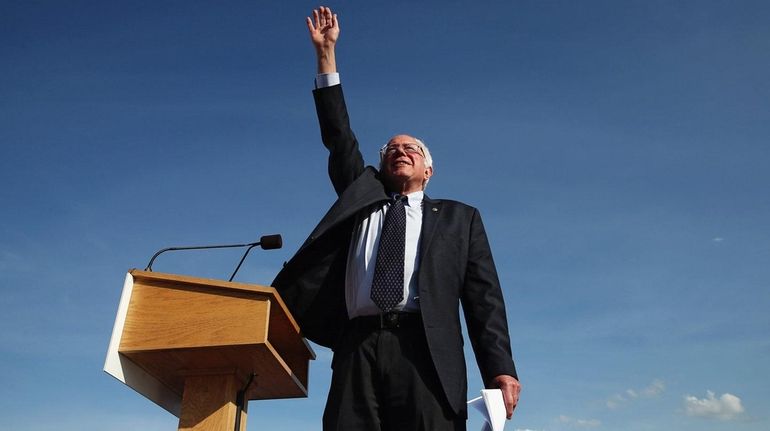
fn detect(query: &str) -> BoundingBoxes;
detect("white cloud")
[606,393,625,409]
[558,415,601,428]
[684,390,744,420]
[641,379,665,397]
[606,378,665,409]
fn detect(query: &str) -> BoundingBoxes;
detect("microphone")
[258,234,282,250]
[144,234,283,281]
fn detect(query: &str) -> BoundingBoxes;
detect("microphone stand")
[144,234,282,281]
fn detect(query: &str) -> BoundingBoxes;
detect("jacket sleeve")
[313,84,366,196]
[460,209,518,384]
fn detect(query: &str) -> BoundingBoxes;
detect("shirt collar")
[389,190,424,207]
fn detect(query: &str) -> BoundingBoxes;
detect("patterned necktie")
[370,195,407,312]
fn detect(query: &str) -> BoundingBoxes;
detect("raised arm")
[306,6,339,74]
[307,7,364,195]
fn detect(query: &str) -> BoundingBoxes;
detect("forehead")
[386,134,418,145]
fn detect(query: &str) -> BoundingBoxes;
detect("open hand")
[307,6,339,52]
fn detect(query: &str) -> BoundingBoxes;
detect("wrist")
[315,44,336,57]
[316,50,337,74]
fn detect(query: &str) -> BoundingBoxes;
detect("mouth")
[391,160,411,168]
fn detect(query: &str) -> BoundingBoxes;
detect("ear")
[424,166,433,180]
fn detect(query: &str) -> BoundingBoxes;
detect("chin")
[389,166,413,176]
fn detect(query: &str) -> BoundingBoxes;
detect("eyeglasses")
[379,143,425,158]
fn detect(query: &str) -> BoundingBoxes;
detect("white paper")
[467,389,506,431]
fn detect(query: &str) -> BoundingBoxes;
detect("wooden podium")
[104,270,315,431]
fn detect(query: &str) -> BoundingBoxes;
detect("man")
[272,7,520,430]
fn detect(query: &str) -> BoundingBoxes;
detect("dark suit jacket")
[272,84,516,416]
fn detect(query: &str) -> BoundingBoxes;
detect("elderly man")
[272,7,520,430]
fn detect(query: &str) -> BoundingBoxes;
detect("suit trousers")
[322,314,465,431]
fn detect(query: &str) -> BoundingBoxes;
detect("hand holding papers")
[468,389,507,431]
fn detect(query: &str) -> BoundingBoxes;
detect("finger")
[496,385,511,418]
[306,16,315,32]
[313,9,321,29]
[319,7,328,27]
[510,385,521,417]
[332,13,339,30]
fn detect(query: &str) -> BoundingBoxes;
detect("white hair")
[414,138,433,168]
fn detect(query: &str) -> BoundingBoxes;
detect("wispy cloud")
[558,415,601,428]
[684,390,745,420]
[606,378,665,409]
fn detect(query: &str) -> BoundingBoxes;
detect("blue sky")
[1,1,768,430]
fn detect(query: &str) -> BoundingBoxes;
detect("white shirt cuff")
[315,73,340,89]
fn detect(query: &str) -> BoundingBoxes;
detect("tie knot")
[392,194,407,203]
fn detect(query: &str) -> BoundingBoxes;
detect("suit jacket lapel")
[419,195,442,261]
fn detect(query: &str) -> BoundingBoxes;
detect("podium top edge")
[129,269,277,294]
[126,269,301,334]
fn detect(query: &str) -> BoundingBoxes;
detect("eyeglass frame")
[379,142,426,159]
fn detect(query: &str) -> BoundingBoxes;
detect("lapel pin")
[432,207,438,212]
